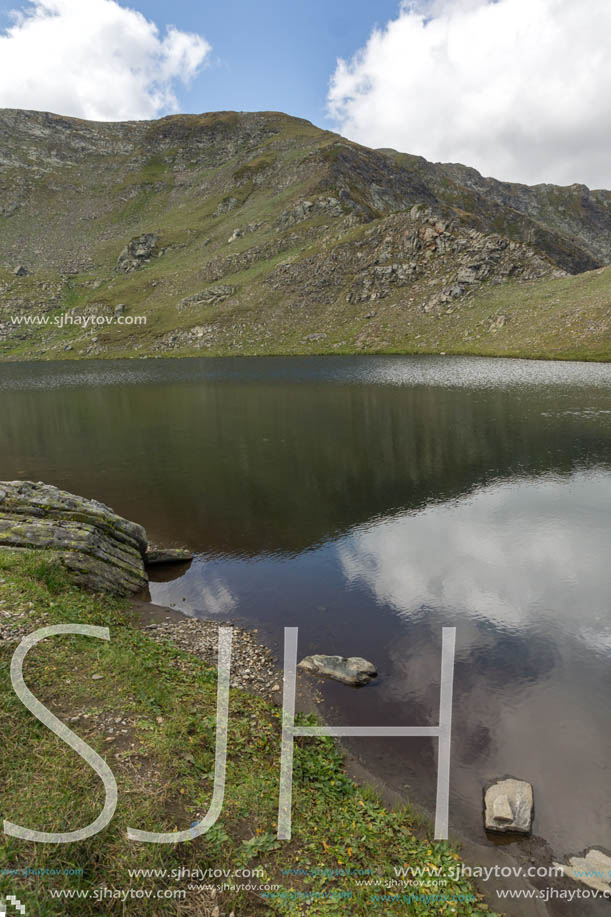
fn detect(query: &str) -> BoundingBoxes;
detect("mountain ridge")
[0,108,609,361]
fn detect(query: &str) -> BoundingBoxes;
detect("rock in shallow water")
[484,778,534,834]
[145,546,193,566]
[0,480,148,595]
[297,654,377,686]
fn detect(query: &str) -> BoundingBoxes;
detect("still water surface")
[1,355,610,859]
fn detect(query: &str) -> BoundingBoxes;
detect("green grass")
[115,155,172,190]
[233,153,278,182]
[0,550,493,915]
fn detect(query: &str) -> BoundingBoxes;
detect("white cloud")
[0,0,211,121]
[328,0,611,188]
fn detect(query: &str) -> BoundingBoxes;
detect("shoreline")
[0,549,494,915]
[1,348,609,365]
[133,595,586,917]
[3,468,609,914]
[0,540,604,914]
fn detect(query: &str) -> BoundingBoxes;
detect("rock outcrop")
[117,233,158,273]
[298,654,377,686]
[0,481,148,595]
[178,285,236,310]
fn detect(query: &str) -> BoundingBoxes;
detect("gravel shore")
[132,599,284,701]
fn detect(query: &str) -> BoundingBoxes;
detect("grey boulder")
[0,480,148,595]
[484,778,534,834]
[298,654,377,686]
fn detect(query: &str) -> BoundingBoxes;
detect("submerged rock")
[0,480,148,595]
[484,778,534,834]
[298,654,377,686]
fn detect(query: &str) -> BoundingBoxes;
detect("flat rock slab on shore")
[0,480,148,595]
[145,546,193,566]
[298,654,377,686]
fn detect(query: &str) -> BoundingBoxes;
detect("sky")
[0,0,610,188]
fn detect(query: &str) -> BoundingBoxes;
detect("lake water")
[1,354,610,867]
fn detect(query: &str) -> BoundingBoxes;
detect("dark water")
[1,355,610,864]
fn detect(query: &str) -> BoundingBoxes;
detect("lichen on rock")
[0,481,148,595]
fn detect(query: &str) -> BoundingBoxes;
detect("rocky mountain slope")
[0,108,609,361]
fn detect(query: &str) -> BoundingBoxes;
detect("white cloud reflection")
[339,471,611,651]
[151,571,237,618]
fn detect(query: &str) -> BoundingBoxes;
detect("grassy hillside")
[0,108,609,362]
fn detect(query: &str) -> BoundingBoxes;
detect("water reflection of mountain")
[1,362,609,556]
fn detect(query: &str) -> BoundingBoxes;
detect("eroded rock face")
[484,778,534,834]
[298,654,377,686]
[0,481,148,595]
